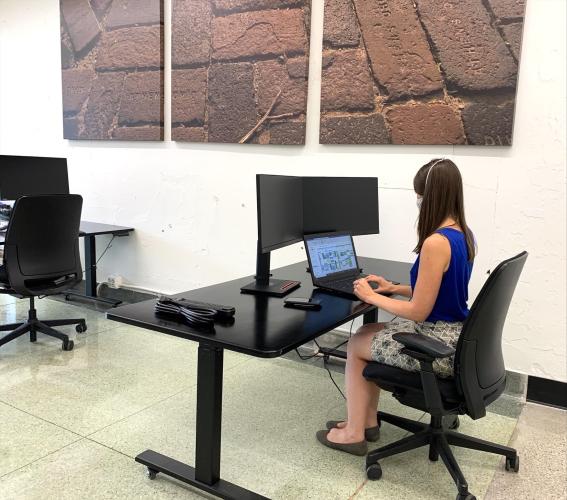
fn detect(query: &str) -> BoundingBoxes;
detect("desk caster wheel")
[505,455,519,472]
[76,322,87,333]
[456,494,476,500]
[146,468,158,480]
[366,463,382,480]
[62,340,74,351]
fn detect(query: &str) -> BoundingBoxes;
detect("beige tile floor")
[0,297,565,499]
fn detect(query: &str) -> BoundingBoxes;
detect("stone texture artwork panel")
[172,0,311,144]
[320,0,527,145]
[60,0,164,141]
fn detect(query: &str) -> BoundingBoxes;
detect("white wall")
[0,0,565,381]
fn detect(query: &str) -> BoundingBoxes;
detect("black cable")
[81,235,116,276]
[294,318,357,398]
[294,348,320,361]
[325,365,346,400]
[314,338,347,400]
[96,235,115,265]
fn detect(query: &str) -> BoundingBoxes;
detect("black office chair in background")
[0,195,87,351]
[363,252,528,500]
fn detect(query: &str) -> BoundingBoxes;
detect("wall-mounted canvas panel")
[319,0,526,145]
[60,0,164,140]
[171,0,311,145]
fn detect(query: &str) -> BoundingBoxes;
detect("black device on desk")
[304,231,378,298]
[284,296,322,310]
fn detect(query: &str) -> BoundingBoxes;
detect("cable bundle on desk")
[155,296,235,331]
[155,298,217,330]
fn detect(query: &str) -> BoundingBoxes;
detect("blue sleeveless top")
[410,228,473,323]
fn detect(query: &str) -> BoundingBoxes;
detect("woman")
[316,158,475,456]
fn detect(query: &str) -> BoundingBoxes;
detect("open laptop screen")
[305,233,358,279]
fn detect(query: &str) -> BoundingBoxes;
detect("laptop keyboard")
[329,275,365,293]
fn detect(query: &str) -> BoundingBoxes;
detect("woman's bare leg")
[327,323,385,444]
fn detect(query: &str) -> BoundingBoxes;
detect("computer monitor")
[241,175,304,297]
[302,177,379,235]
[256,174,303,253]
[0,155,69,200]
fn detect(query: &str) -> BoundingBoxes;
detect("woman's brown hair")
[413,159,476,261]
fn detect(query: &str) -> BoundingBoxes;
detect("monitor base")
[240,279,300,298]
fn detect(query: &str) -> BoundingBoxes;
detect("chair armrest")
[392,332,455,359]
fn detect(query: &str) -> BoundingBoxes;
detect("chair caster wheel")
[76,322,87,333]
[366,463,382,480]
[62,340,74,351]
[445,415,460,430]
[456,493,476,500]
[505,455,519,472]
[146,468,158,480]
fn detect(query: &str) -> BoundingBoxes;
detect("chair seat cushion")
[363,362,461,404]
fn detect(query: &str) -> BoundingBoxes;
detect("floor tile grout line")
[482,405,525,496]
[84,385,194,438]
[0,399,86,439]
[0,436,84,480]
[83,435,139,461]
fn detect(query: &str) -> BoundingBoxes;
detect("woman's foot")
[325,420,381,442]
[316,428,368,456]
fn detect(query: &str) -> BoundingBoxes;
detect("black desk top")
[0,220,133,244]
[107,257,412,358]
[79,221,134,236]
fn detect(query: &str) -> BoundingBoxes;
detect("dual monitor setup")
[241,174,379,297]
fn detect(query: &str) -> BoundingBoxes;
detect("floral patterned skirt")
[370,320,463,378]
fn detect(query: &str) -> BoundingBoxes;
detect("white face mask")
[416,196,423,210]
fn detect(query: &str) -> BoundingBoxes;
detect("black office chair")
[0,195,87,351]
[363,251,528,500]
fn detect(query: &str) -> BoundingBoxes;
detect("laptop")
[304,231,377,297]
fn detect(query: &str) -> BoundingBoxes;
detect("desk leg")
[65,235,122,307]
[363,308,379,325]
[195,344,223,484]
[84,235,97,297]
[134,344,269,500]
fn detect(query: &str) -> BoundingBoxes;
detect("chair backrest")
[454,251,528,419]
[3,194,83,295]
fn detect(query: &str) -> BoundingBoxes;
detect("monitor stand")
[240,247,300,297]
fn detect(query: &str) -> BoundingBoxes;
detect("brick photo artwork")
[171,0,311,144]
[60,0,164,141]
[320,0,527,145]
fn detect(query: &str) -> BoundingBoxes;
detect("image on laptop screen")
[306,234,357,279]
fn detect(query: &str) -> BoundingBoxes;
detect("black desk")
[107,257,412,499]
[0,221,134,307]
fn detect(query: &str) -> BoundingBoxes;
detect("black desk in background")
[0,221,134,307]
[107,257,412,499]
[66,221,134,307]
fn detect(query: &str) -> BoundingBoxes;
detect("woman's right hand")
[365,275,395,294]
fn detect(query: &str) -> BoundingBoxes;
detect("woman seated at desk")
[317,158,475,456]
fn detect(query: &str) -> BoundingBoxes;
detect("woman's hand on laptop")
[353,278,375,302]
[365,275,395,294]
